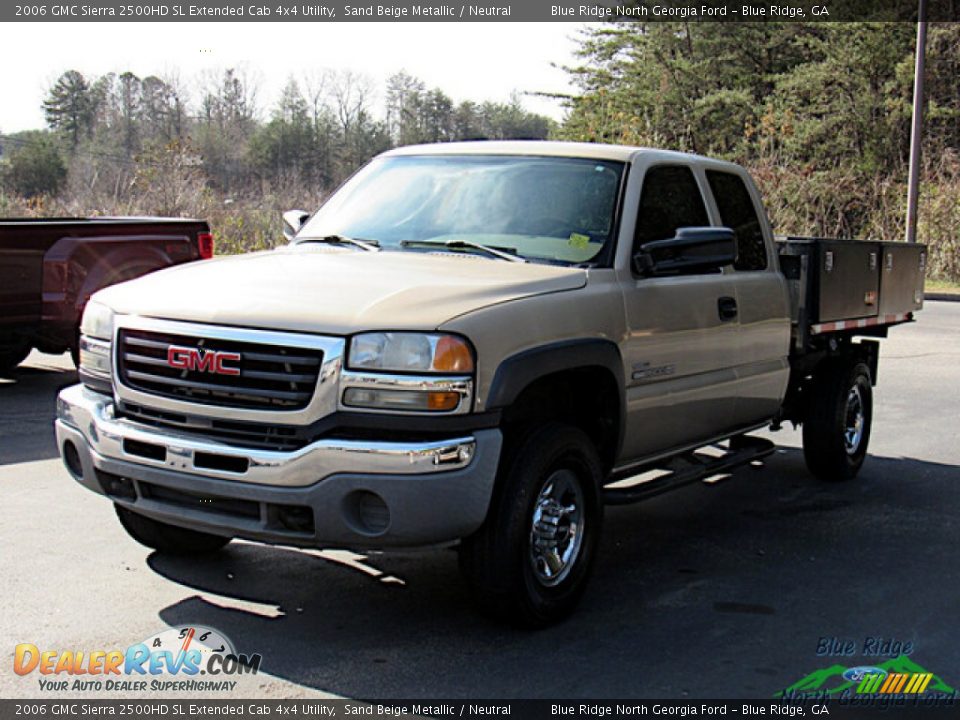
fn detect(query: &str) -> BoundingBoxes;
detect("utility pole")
[905,0,928,243]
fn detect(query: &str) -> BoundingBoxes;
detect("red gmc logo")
[167,345,241,376]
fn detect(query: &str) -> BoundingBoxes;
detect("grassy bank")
[926,279,960,295]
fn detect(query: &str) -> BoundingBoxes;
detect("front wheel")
[458,422,603,627]
[115,505,230,555]
[802,360,873,481]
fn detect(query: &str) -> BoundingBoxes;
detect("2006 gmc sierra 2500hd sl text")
[0,217,212,373]
[55,142,926,626]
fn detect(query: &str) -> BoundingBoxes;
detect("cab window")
[633,165,710,254]
[706,170,767,271]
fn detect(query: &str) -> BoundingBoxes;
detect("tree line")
[1,24,958,280]
[1,67,552,204]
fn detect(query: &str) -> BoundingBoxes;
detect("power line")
[0,132,202,170]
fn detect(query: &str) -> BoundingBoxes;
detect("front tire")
[115,505,230,555]
[802,360,873,481]
[459,422,603,627]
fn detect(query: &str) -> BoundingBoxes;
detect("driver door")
[618,164,742,463]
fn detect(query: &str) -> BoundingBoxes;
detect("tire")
[115,505,230,555]
[802,360,873,482]
[70,325,81,369]
[0,339,31,376]
[458,422,603,628]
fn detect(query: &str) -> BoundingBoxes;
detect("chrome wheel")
[529,468,585,587]
[844,385,865,455]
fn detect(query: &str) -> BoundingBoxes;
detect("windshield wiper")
[400,239,525,263]
[297,234,380,252]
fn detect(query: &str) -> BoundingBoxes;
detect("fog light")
[63,440,83,478]
[342,490,390,536]
[343,388,460,412]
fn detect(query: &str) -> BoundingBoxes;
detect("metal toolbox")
[777,237,882,324]
[878,242,926,315]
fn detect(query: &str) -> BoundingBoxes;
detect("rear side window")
[706,170,767,271]
[634,165,710,251]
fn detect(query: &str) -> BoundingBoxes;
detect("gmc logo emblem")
[167,345,241,376]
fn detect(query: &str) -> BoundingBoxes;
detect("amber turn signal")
[427,391,461,411]
[433,336,474,372]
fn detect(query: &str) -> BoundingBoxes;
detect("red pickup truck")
[0,217,212,373]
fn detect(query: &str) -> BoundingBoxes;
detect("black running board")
[603,436,776,506]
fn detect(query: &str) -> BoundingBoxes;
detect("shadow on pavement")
[148,448,960,699]
[0,364,77,465]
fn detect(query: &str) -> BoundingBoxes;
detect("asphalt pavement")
[1,301,957,699]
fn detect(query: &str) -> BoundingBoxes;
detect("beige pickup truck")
[56,141,925,626]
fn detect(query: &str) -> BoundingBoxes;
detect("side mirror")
[634,227,738,276]
[282,209,310,242]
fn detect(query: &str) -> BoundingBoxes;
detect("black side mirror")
[282,209,310,242]
[634,227,738,276]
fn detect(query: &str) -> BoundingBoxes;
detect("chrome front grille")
[117,328,323,411]
[120,402,307,451]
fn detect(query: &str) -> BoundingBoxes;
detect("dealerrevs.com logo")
[14,626,261,693]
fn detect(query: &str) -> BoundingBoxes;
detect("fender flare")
[77,248,172,308]
[41,237,174,348]
[486,338,626,457]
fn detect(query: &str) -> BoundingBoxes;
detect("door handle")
[718,296,738,321]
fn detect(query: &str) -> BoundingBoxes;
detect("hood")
[95,245,587,334]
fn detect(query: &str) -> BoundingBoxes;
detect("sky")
[0,22,588,133]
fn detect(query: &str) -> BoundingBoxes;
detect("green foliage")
[560,23,824,155]
[43,70,97,148]
[249,78,325,186]
[385,71,553,145]
[0,130,67,198]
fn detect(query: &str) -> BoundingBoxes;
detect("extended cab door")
[616,163,743,462]
[702,167,790,426]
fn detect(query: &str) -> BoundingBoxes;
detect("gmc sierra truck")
[0,217,213,373]
[54,142,925,626]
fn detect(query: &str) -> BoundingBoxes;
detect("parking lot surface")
[2,302,957,699]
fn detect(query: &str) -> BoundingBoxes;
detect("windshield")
[297,154,625,265]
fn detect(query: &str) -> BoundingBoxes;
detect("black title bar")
[4,0,960,22]
[3,699,960,720]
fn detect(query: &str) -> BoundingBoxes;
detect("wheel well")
[501,367,620,473]
[781,338,880,425]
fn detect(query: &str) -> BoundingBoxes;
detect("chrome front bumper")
[55,384,502,548]
[56,384,477,487]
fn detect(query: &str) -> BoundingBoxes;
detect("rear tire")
[458,422,603,628]
[802,360,873,481]
[115,505,230,555]
[0,338,31,375]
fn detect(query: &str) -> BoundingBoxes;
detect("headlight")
[78,302,115,390]
[348,332,474,373]
[80,301,115,341]
[78,336,111,380]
